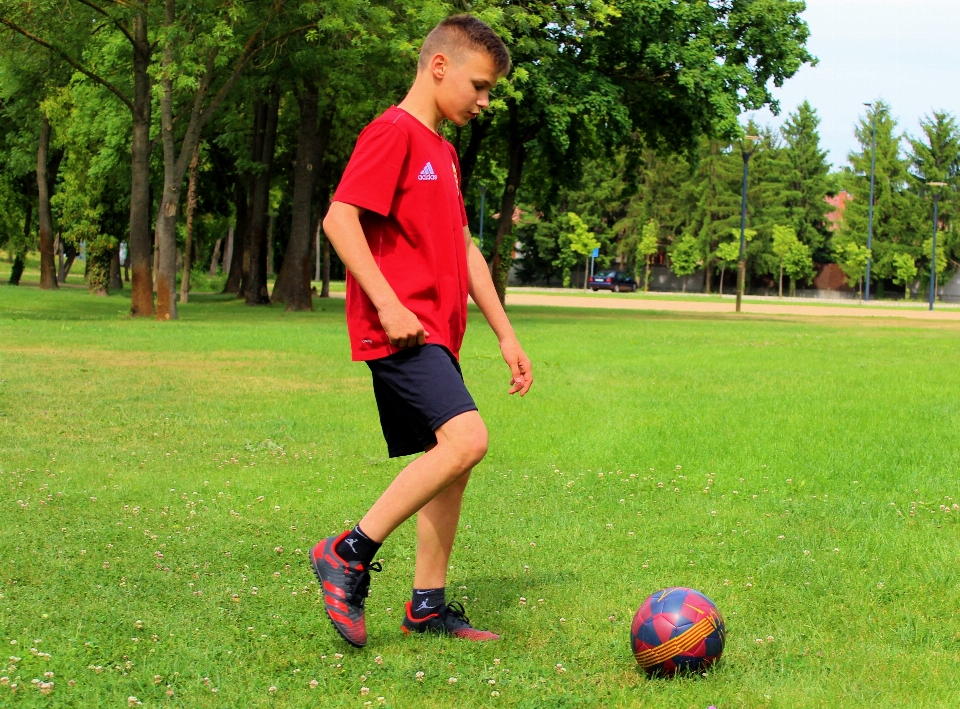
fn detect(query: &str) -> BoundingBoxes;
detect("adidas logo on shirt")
[417,161,438,181]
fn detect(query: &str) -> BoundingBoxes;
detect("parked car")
[589,270,637,292]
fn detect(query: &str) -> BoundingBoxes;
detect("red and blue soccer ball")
[631,587,725,676]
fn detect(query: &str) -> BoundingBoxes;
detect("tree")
[714,239,740,295]
[838,102,925,291]
[781,100,831,257]
[771,224,798,297]
[553,212,600,288]
[1,0,157,313]
[833,242,871,298]
[486,0,814,304]
[891,251,917,299]
[681,138,741,293]
[908,111,960,268]
[782,240,813,296]
[670,235,701,292]
[636,219,660,292]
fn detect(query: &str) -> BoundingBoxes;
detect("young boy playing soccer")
[310,15,532,648]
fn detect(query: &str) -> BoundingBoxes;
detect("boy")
[311,15,532,648]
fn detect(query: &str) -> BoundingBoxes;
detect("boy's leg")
[313,389,486,647]
[357,410,487,542]
[413,468,470,589]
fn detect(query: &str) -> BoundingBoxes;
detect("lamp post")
[736,135,760,313]
[928,182,947,311]
[478,185,487,251]
[864,103,878,301]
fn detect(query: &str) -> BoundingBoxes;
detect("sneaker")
[401,600,500,641]
[310,531,381,648]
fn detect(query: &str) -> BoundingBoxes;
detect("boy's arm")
[464,227,533,396]
[323,201,428,348]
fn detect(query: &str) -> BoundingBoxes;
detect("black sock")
[335,525,382,566]
[411,587,446,619]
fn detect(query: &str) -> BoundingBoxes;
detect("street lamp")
[478,185,487,250]
[736,135,760,313]
[864,103,878,301]
[928,182,947,311]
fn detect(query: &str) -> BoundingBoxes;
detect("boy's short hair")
[418,14,511,77]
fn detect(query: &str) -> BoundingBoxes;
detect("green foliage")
[891,251,918,298]
[715,239,740,266]
[782,240,814,295]
[833,242,871,294]
[553,212,600,287]
[921,236,948,276]
[838,102,926,286]
[781,101,831,256]
[772,224,799,259]
[670,234,701,291]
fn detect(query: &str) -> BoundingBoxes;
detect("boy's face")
[429,49,499,127]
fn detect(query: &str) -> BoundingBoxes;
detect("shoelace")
[440,601,471,629]
[345,561,382,607]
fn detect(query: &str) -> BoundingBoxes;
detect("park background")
[2,0,960,307]
[2,1,960,707]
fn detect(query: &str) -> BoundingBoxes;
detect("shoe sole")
[310,546,366,649]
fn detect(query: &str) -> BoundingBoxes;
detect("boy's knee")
[438,412,488,471]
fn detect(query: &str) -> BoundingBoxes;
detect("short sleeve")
[333,122,408,217]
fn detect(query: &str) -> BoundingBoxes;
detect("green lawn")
[1,285,958,708]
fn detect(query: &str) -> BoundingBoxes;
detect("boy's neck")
[397,77,444,134]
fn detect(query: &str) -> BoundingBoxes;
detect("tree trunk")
[109,243,123,291]
[59,241,77,283]
[321,229,331,298]
[209,237,222,276]
[223,179,247,293]
[245,88,280,306]
[155,0,224,319]
[644,260,650,292]
[36,115,58,289]
[703,258,712,294]
[8,205,29,285]
[179,149,200,304]
[719,265,725,295]
[129,12,155,316]
[273,83,325,310]
[457,115,491,200]
[778,264,783,297]
[490,102,526,305]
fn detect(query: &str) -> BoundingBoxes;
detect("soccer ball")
[631,587,725,676]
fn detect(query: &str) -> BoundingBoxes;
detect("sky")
[744,0,960,169]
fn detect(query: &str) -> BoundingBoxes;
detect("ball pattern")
[631,587,725,675]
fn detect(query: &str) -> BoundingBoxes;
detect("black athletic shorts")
[367,344,478,458]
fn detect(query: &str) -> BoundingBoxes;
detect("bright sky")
[745,0,960,170]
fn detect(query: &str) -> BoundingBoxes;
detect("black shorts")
[367,344,478,458]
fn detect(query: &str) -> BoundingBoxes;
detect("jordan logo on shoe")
[415,600,432,612]
[417,162,438,181]
[344,538,358,552]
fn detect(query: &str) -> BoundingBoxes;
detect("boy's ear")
[427,52,450,80]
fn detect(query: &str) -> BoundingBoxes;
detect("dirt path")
[501,293,960,321]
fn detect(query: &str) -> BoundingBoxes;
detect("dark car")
[589,270,637,292]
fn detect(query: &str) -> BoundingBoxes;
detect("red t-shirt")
[332,106,470,361]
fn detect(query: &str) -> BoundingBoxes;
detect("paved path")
[502,293,960,321]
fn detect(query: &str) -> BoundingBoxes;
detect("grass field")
[1,284,959,708]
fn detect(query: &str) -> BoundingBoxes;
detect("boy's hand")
[378,301,429,348]
[500,336,532,396]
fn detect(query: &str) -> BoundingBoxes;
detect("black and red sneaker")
[310,531,381,648]
[401,600,500,641]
